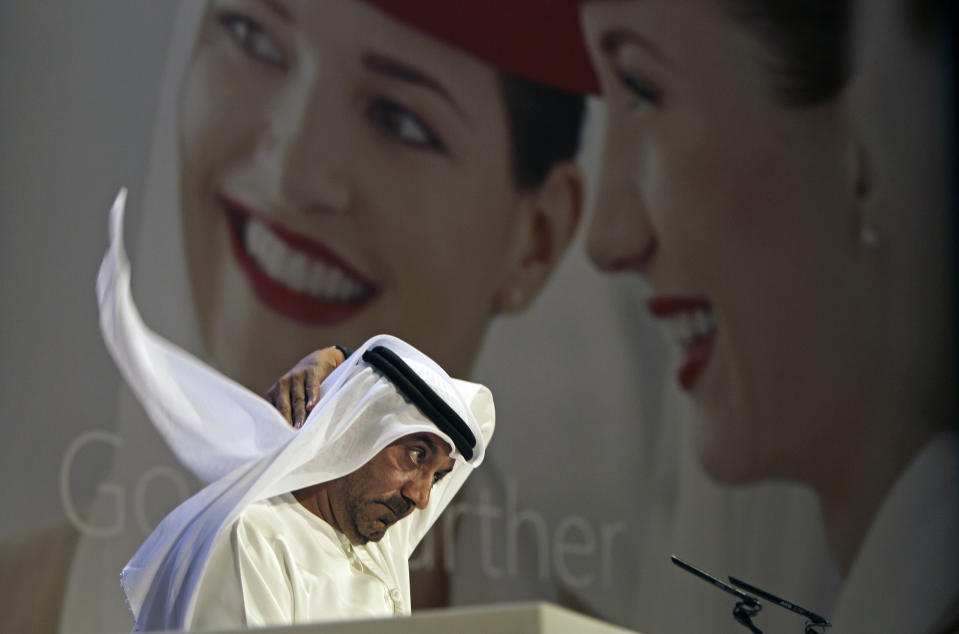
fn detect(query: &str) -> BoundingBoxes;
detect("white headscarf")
[98,191,493,630]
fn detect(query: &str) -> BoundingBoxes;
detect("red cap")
[363,0,598,94]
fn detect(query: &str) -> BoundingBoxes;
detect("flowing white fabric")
[98,189,294,483]
[98,191,494,630]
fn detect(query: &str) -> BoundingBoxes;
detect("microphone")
[671,555,831,634]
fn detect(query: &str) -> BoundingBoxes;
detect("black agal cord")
[363,346,476,460]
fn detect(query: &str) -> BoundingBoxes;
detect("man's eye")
[409,448,425,465]
[367,98,446,152]
[218,12,285,67]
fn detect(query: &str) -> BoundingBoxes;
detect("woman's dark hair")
[723,1,851,106]
[498,72,586,189]
[908,0,949,44]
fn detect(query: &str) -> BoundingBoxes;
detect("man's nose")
[260,73,352,213]
[402,475,433,511]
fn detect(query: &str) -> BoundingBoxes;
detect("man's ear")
[492,161,583,314]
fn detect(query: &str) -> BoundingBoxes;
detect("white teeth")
[693,309,714,334]
[244,218,369,303]
[306,262,330,295]
[285,252,309,293]
[327,269,346,299]
[676,313,693,342]
[660,307,716,347]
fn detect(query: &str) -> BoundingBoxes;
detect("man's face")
[328,433,455,545]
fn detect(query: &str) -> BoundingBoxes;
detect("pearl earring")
[860,225,879,248]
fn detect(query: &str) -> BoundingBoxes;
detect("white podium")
[183,602,640,634]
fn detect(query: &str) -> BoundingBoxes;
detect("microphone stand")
[728,575,831,634]
[671,555,831,634]
[671,556,764,633]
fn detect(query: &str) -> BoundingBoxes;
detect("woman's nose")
[585,130,658,274]
[261,73,351,213]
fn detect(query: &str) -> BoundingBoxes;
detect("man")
[152,343,492,630]
[97,194,494,630]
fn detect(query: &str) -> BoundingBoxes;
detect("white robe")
[191,493,409,628]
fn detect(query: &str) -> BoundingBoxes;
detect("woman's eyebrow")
[600,27,670,66]
[257,0,292,22]
[361,51,468,121]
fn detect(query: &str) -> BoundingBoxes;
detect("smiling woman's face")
[179,0,528,390]
[582,0,870,484]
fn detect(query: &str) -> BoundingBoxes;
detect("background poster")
[2,1,950,633]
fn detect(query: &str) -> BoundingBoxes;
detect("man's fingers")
[305,347,346,410]
[267,347,348,430]
[291,374,307,429]
[305,366,320,411]
[267,378,293,424]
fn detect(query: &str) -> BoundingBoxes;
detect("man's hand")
[266,347,347,429]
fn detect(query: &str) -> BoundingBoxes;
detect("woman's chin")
[690,410,766,485]
[698,451,759,485]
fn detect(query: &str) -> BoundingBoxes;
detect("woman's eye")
[616,72,662,112]
[368,98,446,152]
[218,12,285,67]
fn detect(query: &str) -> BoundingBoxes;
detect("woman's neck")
[814,406,941,575]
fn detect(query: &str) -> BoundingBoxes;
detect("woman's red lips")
[219,194,378,326]
[646,294,717,392]
[646,295,712,317]
[677,333,716,391]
